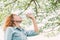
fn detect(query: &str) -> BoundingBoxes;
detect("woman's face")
[13,15,22,27]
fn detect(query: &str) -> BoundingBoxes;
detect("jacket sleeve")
[24,30,39,37]
[5,27,14,40]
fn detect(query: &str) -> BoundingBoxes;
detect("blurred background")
[0,0,60,40]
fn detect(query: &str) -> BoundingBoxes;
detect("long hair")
[3,14,16,31]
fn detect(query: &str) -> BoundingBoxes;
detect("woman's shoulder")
[6,27,14,31]
[7,27,14,29]
[5,27,15,34]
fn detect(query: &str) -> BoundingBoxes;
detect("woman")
[3,13,39,40]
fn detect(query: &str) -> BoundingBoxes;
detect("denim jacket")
[4,27,38,40]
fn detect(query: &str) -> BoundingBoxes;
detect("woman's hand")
[26,13,39,33]
[26,13,35,20]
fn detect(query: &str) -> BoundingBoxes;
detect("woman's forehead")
[13,15,21,20]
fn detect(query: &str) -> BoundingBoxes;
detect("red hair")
[3,14,16,31]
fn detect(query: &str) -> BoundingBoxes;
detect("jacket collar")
[14,27,23,31]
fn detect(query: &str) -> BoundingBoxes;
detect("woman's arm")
[5,27,13,40]
[32,18,39,32]
[26,14,39,33]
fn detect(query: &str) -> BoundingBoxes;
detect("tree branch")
[34,0,38,18]
[35,0,41,8]
[5,0,17,7]
[19,0,33,15]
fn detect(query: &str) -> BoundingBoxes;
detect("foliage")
[0,0,60,37]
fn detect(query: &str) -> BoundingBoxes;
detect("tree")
[0,0,60,37]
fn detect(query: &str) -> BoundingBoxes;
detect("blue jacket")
[4,27,38,40]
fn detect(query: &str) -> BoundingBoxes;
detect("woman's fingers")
[26,14,35,19]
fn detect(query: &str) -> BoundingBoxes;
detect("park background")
[0,0,60,40]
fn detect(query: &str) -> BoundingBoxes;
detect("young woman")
[3,13,39,40]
